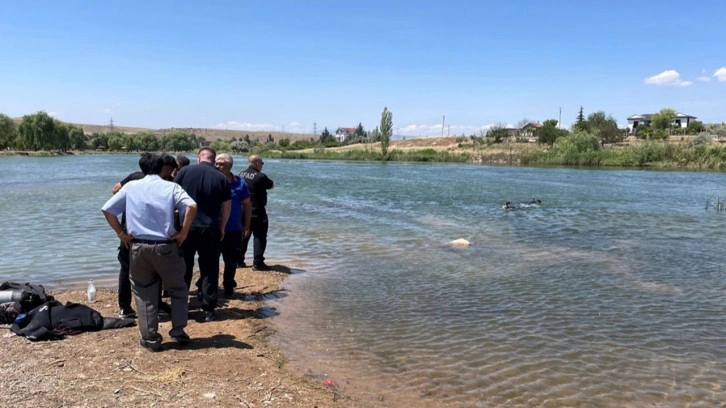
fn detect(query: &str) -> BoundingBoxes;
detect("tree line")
[0,111,208,152]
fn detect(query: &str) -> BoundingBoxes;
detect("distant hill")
[75,123,316,143]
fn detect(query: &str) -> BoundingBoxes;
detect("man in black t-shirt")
[174,147,231,322]
[238,155,274,271]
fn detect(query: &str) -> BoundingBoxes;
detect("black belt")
[132,239,174,245]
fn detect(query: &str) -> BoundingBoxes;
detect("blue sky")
[2,0,725,137]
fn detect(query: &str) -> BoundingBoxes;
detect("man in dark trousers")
[102,154,197,351]
[239,155,274,271]
[174,147,231,322]
[111,153,153,319]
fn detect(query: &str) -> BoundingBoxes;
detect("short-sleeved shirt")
[239,166,273,216]
[102,175,196,241]
[226,176,250,232]
[174,162,231,229]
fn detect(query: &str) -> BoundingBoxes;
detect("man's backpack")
[0,282,54,312]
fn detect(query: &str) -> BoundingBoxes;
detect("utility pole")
[448,125,450,137]
[313,122,317,136]
[558,107,562,129]
[441,115,445,137]
[109,117,114,133]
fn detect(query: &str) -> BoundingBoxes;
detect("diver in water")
[502,198,542,210]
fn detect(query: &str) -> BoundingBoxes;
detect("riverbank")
[4,135,726,170]
[0,267,355,408]
[265,136,726,169]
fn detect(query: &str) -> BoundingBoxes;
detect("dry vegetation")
[76,122,315,144]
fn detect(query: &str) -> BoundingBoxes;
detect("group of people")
[101,148,274,351]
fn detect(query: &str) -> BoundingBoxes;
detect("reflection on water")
[2,156,726,406]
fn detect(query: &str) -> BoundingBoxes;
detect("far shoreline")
[3,134,726,170]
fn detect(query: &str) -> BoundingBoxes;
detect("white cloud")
[214,120,312,133]
[714,67,726,82]
[697,76,711,82]
[47,111,59,117]
[103,108,112,113]
[644,70,693,86]
[398,124,441,136]
[397,123,498,137]
[214,121,276,131]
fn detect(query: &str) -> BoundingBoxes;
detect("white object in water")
[448,238,470,248]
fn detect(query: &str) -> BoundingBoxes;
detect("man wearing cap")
[102,154,197,351]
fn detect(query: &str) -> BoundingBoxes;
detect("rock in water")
[448,238,470,248]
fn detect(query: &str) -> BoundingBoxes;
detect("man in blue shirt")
[102,154,197,352]
[214,153,251,297]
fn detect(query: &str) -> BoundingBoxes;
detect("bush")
[691,133,714,146]
[553,131,600,154]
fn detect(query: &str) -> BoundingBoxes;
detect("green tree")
[210,140,231,152]
[136,133,160,151]
[351,122,367,144]
[538,119,563,146]
[107,133,125,151]
[368,127,381,143]
[319,127,334,144]
[587,111,622,145]
[89,133,109,149]
[686,120,704,134]
[17,111,57,150]
[573,106,587,132]
[379,106,392,155]
[68,125,87,150]
[231,140,249,152]
[0,113,17,149]
[554,130,600,154]
[54,121,70,151]
[650,108,677,131]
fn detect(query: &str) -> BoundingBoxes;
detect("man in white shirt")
[102,154,197,351]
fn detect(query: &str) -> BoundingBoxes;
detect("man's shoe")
[195,289,203,302]
[119,307,136,319]
[223,287,234,298]
[204,310,220,322]
[171,332,191,345]
[252,263,271,271]
[139,337,162,352]
[237,261,247,268]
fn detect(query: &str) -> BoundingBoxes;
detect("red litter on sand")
[323,379,334,386]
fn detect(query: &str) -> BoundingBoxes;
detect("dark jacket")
[239,166,273,215]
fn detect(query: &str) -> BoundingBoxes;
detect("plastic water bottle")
[87,279,96,303]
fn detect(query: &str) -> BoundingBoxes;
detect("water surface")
[1,155,725,406]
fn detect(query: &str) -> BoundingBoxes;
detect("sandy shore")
[0,267,363,407]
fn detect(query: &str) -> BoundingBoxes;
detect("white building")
[627,112,697,133]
